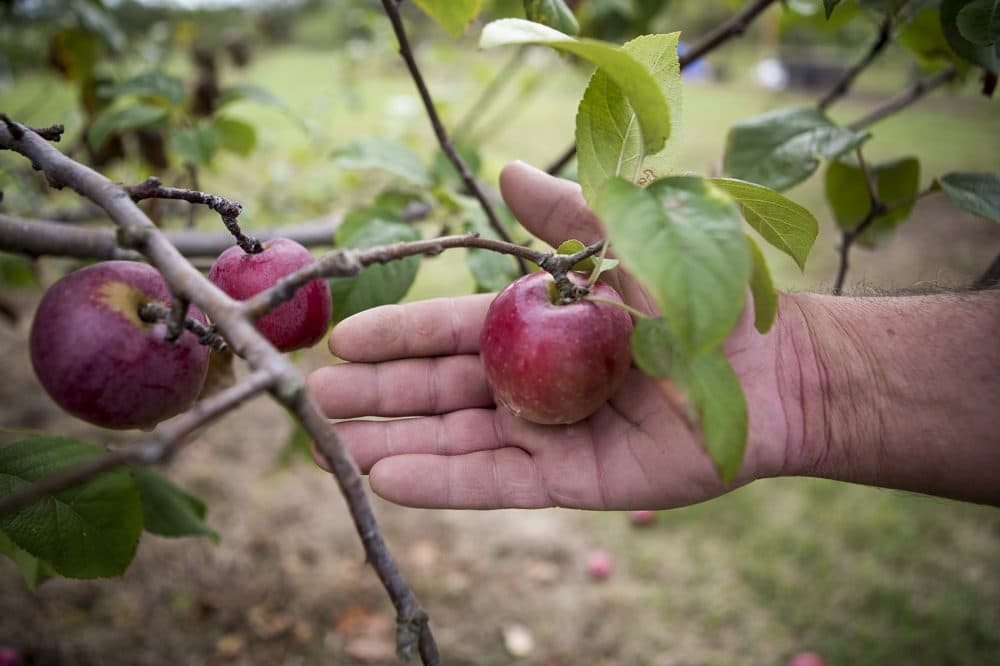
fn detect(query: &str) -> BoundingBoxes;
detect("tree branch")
[833,147,886,295]
[126,176,262,254]
[0,213,145,260]
[817,14,893,111]
[0,120,439,664]
[378,0,528,275]
[242,233,605,321]
[546,0,779,175]
[847,64,958,131]
[0,370,274,518]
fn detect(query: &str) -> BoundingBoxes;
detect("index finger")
[330,293,494,362]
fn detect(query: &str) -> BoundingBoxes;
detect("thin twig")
[139,301,228,352]
[847,64,958,131]
[833,147,885,295]
[546,0,779,175]
[0,370,274,518]
[817,14,893,110]
[453,46,528,140]
[378,0,529,275]
[126,176,262,254]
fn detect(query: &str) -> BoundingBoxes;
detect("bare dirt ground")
[1,199,998,665]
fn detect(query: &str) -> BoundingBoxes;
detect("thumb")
[499,161,606,248]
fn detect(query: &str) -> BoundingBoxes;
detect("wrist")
[772,293,887,482]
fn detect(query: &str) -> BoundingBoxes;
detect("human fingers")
[317,409,505,472]
[329,293,494,362]
[306,355,492,419]
[369,450,553,509]
[499,160,606,247]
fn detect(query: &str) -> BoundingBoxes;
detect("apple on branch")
[479,271,633,425]
[209,237,332,352]
[30,261,211,430]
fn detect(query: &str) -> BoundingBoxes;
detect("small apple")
[30,261,210,430]
[628,510,657,526]
[788,653,825,666]
[0,646,22,666]
[208,238,331,352]
[479,271,633,425]
[584,549,614,581]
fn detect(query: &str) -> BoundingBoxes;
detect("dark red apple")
[479,271,633,425]
[30,261,210,430]
[208,238,331,352]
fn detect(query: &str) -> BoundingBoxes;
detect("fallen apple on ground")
[30,261,210,430]
[209,237,332,352]
[479,271,633,425]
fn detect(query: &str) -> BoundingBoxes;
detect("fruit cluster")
[30,239,331,429]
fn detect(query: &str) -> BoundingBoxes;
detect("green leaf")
[723,107,867,191]
[0,437,143,579]
[330,219,422,322]
[942,0,998,71]
[132,467,218,543]
[274,418,315,468]
[957,0,1000,45]
[686,349,748,482]
[217,83,287,110]
[0,529,55,589]
[630,319,748,480]
[746,234,778,334]
[824,0,843,19]
[212,116,257,156]
[595,177,750,357]
[938,172,1000,221]
[899,6,961,69]
[109,71,186,107]
[481,19,671,154]
[337,190,427,243]
[413,0,482,36]
[333,137,432,188]
[0,252,38,288]
[825,156,921,245]
[524,0,580,36]
[576,32,682,204]
[431,142,483,187]
[710,178,818,270]
[88,104,168,151]
[555,239,619,274]
[170,123,220,167]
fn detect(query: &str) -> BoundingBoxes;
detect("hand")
[307,161,801,510]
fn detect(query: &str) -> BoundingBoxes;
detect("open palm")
[307,162,796,510]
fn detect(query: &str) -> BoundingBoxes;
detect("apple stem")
[584,295,650,320]
[166,297,190,342]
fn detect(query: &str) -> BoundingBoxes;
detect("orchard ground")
[2,43,999,664]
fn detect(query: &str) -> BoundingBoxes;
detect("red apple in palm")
[479,271,633,425]
[30,261,210,430]
[208,238,332,352]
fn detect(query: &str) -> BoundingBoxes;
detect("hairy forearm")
[782,290,1000,505]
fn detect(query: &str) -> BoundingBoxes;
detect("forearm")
[781,290,1000,505]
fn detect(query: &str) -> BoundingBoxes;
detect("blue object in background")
[677,41,713,81]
